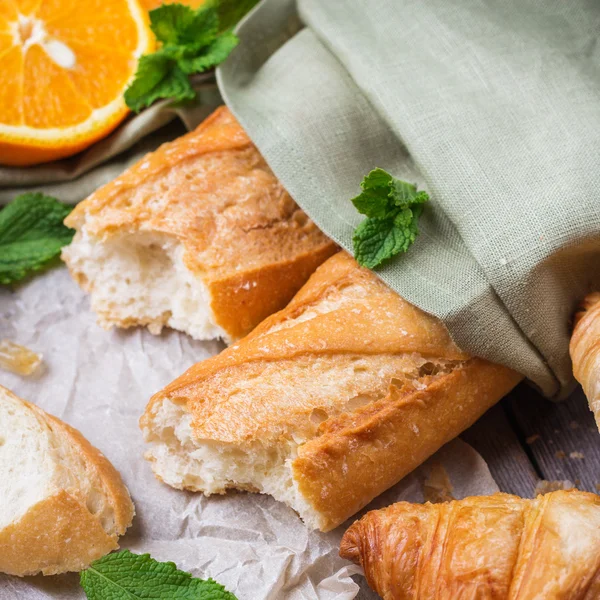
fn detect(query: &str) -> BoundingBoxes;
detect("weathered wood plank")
[461,397,540,497]
[508,384,600,492]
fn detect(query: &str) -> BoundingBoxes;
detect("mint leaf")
[216,0,261,31]
[392,206,422,247]
[178,31,239,74]
[150,4,198,45]
[362,167,394,192]
[151,3,218,50]
[350,169,429,268]
[0,193,74,285]
[351,168,395,218]
[80,550,237,600]
[388,178,419,205]
[124,53,196,112]
[125,3,239,113]
[353,218,408,269]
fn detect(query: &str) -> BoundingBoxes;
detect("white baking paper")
[0,266,500,600]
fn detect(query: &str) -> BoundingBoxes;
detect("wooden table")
[462,383,600,496]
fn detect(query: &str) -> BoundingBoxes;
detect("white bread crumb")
[62,231,229,342]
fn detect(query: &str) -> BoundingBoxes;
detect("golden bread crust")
[293,358,521,531]
[143,253,521,530]
[0,491,118,577]
[149,252,469,405]
[340,490,600,599]
[0,386,134,576]
[64,106,337,339]
[570,292,600,430]
[207,241,338,340]
[41,409,135,536]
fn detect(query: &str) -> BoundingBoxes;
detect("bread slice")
[140,252,522,531]
[0,386,134,576]
[62,107,337,343]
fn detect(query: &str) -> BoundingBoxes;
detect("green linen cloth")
[217,0,600,398]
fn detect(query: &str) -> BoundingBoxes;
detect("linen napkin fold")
[217,0,600,397]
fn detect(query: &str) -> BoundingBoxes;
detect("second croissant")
[341,490,600,599]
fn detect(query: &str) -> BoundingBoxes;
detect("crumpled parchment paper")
[0,266,500,600]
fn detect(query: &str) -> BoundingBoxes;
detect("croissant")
[570,292,600,430]
[340,490,600,599]
[141,252,521,531]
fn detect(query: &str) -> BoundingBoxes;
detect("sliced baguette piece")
[62,106,337,343]
[140,252,522,532]
[0,386,134,576]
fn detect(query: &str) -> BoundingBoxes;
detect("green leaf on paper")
[0,193,74,285]
[80,550,238,600]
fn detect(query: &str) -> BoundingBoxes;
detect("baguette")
[141,252,521,531]
[570,292,600,431]
[340,490,600,599]
[62,106,337,343]
[0,386,134,576]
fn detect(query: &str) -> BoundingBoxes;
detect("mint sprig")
[351,168,428,269]
[124,3,239,112]
[0,193,74,285]
[80,550,237,599]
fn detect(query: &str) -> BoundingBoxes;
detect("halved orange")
[0,0,154,166]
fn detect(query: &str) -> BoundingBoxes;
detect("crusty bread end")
[62,107,337,343]
[0,386,134,576]
[141,253,522,531]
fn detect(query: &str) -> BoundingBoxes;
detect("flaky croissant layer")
[570,293,600,431]
[340,490,600,600]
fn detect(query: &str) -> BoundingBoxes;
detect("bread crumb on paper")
[0,340,42,376]
[535,480,575,495]
[422,462,454,503]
